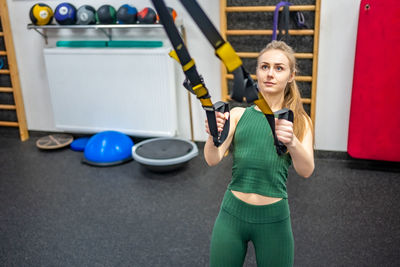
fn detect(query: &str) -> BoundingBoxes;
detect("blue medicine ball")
[117,4,138,24]
[83,131,134,166]
[54,2,77,25]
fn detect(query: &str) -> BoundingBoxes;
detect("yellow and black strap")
[154,0,293,154]
[152,0,229,147]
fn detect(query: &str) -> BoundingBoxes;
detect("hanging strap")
[177,0,262,105]
[154,0,294,154]
[152,0,229,147]
[278,4,290,41]
[177,0,275,112]
[178,0,242,73]
[293,11,307,28]
[272,1,292,41]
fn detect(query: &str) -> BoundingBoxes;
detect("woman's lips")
[265,82,275,86]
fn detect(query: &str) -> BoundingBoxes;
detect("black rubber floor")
[1,129,399,267]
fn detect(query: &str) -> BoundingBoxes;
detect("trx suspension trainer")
[152,0,293,155]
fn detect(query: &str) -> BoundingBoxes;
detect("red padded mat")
[348,0,400,162]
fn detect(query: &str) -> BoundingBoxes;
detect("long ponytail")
[258,40,313,142]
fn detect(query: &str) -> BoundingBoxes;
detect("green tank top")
[228,106,292,199]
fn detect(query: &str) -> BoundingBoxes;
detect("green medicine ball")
[96,5,117,24]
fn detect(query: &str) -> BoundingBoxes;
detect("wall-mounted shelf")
[27,21,184,44]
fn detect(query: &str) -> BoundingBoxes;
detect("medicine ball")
[29,3,53,26]
[117,4,138,24]
[54,2,77,25]
[156,7,177,23]
[96,5,117,24]
[137,7,157,24]
[76,5,96,25]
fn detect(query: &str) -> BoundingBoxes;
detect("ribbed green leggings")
[210,190,294,267]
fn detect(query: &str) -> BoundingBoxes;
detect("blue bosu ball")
[70,137,90,152]
[83,131,134,166]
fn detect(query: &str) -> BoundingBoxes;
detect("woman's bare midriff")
[231,190,282,205]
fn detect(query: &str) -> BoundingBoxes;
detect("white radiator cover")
[43,47,178,137]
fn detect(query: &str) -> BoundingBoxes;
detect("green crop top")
[228,106,292,199]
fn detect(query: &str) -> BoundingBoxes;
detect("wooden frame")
[0,0,29,140]
[220,0,321,124]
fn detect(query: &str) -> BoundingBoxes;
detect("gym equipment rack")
[219,0,321,124]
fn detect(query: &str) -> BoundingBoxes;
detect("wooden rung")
[0,104,16,110]
[225,5,316,12]
[226,74,312,82]
[294,76,313,82]
[0,121,19,127]
[237,52,313,59]
[226,29,314,36]
[0,69,10,74]
[0,32,4,37]
[0,87,13,92]
[0,51,7,56]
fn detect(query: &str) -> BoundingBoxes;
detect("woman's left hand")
[275,118,295,147]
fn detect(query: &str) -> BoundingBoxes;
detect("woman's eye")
[276,66,283,71]
[261,65,269,70]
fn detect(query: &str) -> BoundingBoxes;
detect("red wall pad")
[348,0,400,162]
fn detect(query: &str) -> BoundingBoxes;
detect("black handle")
[274,108,294,155]
[208,101,230,147]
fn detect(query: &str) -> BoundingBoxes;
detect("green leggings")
[210,190,294,267]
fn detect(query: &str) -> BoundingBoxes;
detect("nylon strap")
[278,5,290,41]
[272,1,292,41]
[155,0,294,153]
[178,0,242,73]
[177,0,278,118]
[151,0,229,147]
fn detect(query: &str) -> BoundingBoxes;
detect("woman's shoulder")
[230,106,246,113]
[230,107,246,123]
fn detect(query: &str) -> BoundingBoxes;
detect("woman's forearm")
[204,135,230,166]
[287,137,314,178]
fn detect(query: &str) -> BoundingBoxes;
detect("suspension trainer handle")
[273,108,294,155]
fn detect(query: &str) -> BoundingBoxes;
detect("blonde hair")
[257,40,313,142]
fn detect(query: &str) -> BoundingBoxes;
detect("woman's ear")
[288,71,296,83]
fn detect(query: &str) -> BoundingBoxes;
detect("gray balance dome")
[132,137,198,172]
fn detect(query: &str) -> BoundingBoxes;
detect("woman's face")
[256,49,294,96]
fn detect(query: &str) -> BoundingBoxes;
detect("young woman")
[204,40,314,267]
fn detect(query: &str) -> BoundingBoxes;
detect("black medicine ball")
[137,7,157,24]
[117,4,138,24]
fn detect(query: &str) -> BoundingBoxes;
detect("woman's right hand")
[205,112,230,135]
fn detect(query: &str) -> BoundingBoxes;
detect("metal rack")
[27,22,185,44]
